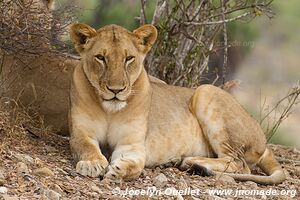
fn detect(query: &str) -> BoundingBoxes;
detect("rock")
[0,186,8,194]
[209,195,227,200]
[44,189,61,200]
[91,184,102,194]
[50,184,64,195]
[216,174,236,185]
[0,179,5,186]
[60,159,68,163]
[34,158,43,167]
[45,145,56,153]
[17,162,29,175]
[283,169,291,179]
[34,167,54,177]
[23,174,33,182]
[14,153,34,164]
[176,194,184,200]
[0,194,19,200]
[0,170,4,179]
[34,186,44,196]
[295,166,300,176]
[245,181,258,188]
[0,170,5,186]
[261,193,267,199]
[153,173,168,188]
[56,168,68,176]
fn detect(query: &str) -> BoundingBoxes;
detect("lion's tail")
[226,148,286,185]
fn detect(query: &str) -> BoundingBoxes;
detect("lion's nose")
[106,85,126,94]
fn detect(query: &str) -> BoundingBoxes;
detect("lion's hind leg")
[180,153,251,177]
[185,85,253,176]
[180,142,251,176]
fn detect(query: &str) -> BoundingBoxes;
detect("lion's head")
[70,23,157,112]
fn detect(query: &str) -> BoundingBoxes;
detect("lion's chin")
[101,100,127,113]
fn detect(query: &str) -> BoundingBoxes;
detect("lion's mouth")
[103,96,126,102]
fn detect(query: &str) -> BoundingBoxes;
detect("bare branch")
[221,0,228,84]
[140,0,147,25]
[183,12,253,26]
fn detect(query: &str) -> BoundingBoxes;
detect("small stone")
[0,170,4,179]
[0,179,5,186]
[34,187,44,196]
[295,166,300,176]
[0,170,5,186]
[245,181,258,188]
[283,169,291,179]
[45,146,56,153]
[14,153,34,164]
[56,168,68,176]
[216,174,236,184]
[17,162,29,175]
[23,174,33,182]
[34,158,43,167]
[176,194,184,200]
[91,184,101,194]
[0,194,19,200]
[44,189,61,200]
[210,195,227,200]
[153,173,168,188]
[0,186,8,194]
[34,167,54,177]
[50,184,64,195]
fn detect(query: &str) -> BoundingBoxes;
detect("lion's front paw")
[76,159,109,177]
[104,159,142,180]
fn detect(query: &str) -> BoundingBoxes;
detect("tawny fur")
[68,23,285,184]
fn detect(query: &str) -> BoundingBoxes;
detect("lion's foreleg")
[105,142,146,180]
[69,132,109,177]
[69,113,109,178]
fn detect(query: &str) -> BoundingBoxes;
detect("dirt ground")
[0,106,299,200]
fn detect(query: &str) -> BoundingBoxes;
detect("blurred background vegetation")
[56,0,299,147]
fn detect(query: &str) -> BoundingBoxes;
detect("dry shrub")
[143,0,274,87]
[260,84,300,140]
[0,97,51,140]
[0,0,75,57]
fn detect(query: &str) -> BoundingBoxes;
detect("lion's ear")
[133,24,157,54]
[70,23,97,53]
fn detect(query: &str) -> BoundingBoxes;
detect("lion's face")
[70,24,157,112]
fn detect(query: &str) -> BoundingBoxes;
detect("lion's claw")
[76,159,108,177]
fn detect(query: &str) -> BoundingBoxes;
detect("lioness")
[69,23,285,185]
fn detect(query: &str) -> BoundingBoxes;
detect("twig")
[276,157,300,166]
[221,0,228,85]
[140,0,147,25]
[151,0,167,25]
[184,11,253,26]
[259,86,300,140]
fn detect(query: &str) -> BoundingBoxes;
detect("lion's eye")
[95,55,105,63]
[125,56,135,63]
